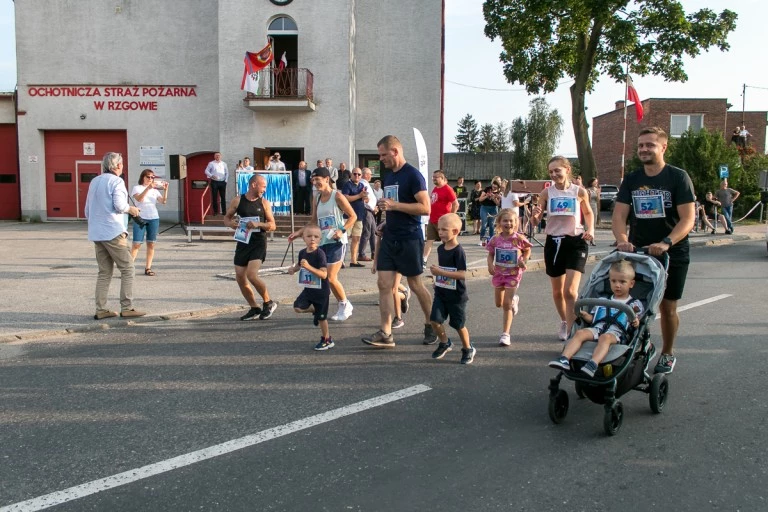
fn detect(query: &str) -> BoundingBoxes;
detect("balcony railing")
[245,68,314,101]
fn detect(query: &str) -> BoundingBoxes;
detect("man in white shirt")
[358,167,378,261]
[84,152,146,320]
[204,152,229,215]
[325,158,338,188]
[266,152,286,172]
[242,157,254,172]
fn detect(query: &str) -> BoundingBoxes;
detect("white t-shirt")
[131,185,163,220]
[501,191,519,209]
[267,161,286,172]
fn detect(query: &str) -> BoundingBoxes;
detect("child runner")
[486,208,532,346]
[549,259,644,376]
[287,224,333,351]
[430,213,475,364]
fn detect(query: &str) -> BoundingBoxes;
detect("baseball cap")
[311,167,330,178]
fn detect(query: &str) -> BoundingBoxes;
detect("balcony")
[244,68,316,112]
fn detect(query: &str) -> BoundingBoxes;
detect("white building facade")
[14,0,443,221]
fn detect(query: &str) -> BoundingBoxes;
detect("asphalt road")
[1,241,766,511]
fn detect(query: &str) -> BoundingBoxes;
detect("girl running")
[486,208,532,346]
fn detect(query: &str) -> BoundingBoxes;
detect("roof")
[443,152,514,181]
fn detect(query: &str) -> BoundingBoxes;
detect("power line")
[745,85,768,91]
[445,79,574,92]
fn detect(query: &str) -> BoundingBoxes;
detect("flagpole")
[621,65,629,184]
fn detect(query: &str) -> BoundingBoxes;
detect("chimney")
[615,100,625,110]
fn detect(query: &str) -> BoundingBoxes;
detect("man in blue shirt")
[343,167,369,267]
[84,152,147,320]
[362,135,437,348]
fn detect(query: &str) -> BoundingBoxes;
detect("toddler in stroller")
[549,259,644,377]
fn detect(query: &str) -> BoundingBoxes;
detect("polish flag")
[278,51,288,72]
[627,75,644,122]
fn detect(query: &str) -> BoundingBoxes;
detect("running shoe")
[401,287,411,315]
[654,353,676,374]
[512,295,519,315]
[548,356,570,371]
[259,301,277,320]
[432,339,453,359]
[558,321,568,341]
[361,330,395,348]
[422,324,438,345]
[331,301,353,321]
[391,317,405,329]
[498,333,511,346]
[240,306,262,321]
[581,360,598,377]
[314,337,335,351]
[460,345,476,365]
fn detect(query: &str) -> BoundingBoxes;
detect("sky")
[1,0,767,156]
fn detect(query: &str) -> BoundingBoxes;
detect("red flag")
[278,51,287,71]
[627,75,644,122]
[241,42,274,92]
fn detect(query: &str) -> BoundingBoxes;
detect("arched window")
[268,16,298,34]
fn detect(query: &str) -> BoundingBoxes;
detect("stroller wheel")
[603,401,624,436]
[649,373,669,414]
[548,389,569,424]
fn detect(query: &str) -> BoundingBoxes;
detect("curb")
[1,232,763,344]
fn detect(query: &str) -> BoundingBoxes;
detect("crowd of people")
[85,127,701,374]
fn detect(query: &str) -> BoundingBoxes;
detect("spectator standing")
[342,167,369,267]
[613,126,696,374]
[325,158,338,188]
[586,177,601,228]
[468,180,483,235]
[358,167,377,262]
[714,179,740,234]
[242,157,254,172]
[130,169,169,276]
[84,152,146,320]
[453,176,468,199]
[224,174,278,321]
[336,162,352,192]
[204,152,228,215]
[266,152,286,172]
[293,161,312,214]
[423,169,458,265]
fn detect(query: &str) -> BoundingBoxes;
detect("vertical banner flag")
[627,75,644,122]
[242,41,274,94]
[413,127,430,237]
[278,52,288,72]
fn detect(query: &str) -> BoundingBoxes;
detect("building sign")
[26,85,197,112]
[83,142,96,156]
[140,146,166,178]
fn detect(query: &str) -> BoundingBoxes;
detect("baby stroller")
[547,250,669,436]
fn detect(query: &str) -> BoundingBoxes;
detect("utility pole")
[742,83,746,126]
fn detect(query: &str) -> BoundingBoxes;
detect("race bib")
[549,196,577,216]
[435,266,457,290]
[298,268,322,289]
[318,215,336,234]
[494,247,519,268]
[632,194,665,218]
[383,185,399,202]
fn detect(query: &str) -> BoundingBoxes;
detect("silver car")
[600,185,619,211]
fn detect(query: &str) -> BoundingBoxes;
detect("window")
[670,114,704,137]
[268,16,297,32]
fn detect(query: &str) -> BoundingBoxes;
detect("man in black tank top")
[224,174,278,321]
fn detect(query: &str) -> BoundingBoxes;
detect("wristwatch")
[340,227,347,233]
[662,236,673,246]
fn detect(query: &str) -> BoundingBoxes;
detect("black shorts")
[377,236,424,277]
[544,234,588,277]
[234,238,267,267]
[663,262,689,301]
[430,294,467,330]
[294,289,330,326]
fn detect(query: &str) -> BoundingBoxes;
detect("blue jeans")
[721,205,733,231]
[480,205,498,239]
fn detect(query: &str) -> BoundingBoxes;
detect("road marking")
[654,294,732,320]
[0,385,432,512]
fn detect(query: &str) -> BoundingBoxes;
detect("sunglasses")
[147,176,155,180]
[353,172,362,176]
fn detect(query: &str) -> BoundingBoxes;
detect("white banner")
[413,127,430,236]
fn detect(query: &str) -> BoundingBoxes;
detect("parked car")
[600,184,619,210]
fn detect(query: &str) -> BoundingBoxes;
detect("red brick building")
[592,98,767,186]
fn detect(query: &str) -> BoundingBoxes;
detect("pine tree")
[478,123,496,153]
[453,114,480,152]
[493,122,510,152]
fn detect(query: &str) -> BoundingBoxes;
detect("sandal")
[144,268,156,276]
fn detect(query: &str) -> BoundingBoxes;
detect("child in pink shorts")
[486,208,532,345]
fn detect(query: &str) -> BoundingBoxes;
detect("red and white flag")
[241,41,274,94]
[278,51,288,72]
[627,75,644,122]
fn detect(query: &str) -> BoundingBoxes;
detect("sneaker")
[460,345,476,365]
[548,356,570,371]
[432,339,453,359]
[93,310,118,320]
[240,306,262,321]
[422,257,428,268]
[401,287,411,315]
[361,330,395,348]
[120,309,147,318]
[422,324,438,345]
[333,300,353,321]
[391,317,405,329]
[581,360,598,377]
[259,301,277,320]
[558,321,568,341]
[654,353,677,374]
[350,262,365,268]
[498,332,511,346]
[512,295,519,315]
[314,337,335,351]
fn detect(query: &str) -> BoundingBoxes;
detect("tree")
[483,0,738,181]
[510,97,563,179]
[478,123,496,153]
[493,122,510,152]
[453,113,480,152]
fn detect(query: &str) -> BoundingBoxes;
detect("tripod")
[160,178,186,235]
